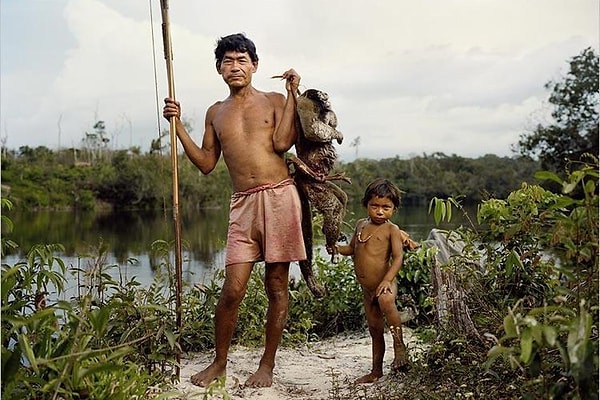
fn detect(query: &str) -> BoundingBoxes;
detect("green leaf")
[530,324,542,345]
[562,170,585,194]
[434,201,444,225]
[487,345,507,360]
[553,195,575,209]
[506,250,524,271]
[89,307,111,336]
[520,328,533,363]
[562,181,578,194]
[534,170,562,184]
[1,266,19,302]
[164,329,177,349]
[18,334,38,372]
[584,179,596,196]
[503,314,517,338]
[1,347,22,384]
[77,360,122,380]
[567,305,592,366]
[543,326,557,347]
[413,269,421,283]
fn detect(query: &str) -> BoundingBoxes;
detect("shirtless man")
[163,33,306,388]
[336,178,414,383]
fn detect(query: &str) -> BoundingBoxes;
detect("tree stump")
[426,229,481,339]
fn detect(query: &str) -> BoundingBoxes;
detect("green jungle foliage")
[517,47,599,177]
[479,162,599,399]
[1,147,232,212]
[325,160,598,400]
[1,160,597,399]
[1,146,539,212]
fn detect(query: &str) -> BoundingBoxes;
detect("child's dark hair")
[361,178,402,209]
[214,33,259,68]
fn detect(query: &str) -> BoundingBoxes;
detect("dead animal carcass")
[288,89,350,298]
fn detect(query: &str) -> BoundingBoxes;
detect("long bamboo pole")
[159,0,183,380]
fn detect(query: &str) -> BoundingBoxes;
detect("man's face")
[217,51,257,88]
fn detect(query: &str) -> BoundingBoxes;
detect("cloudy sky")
[1,0,598,161]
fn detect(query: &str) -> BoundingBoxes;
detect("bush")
[1,216,178,398]
[483,163,599,399]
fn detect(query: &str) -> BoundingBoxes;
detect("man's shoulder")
[262,89,285,97]
[208,99,225,111]
[261,90,286,103]
[244,91,285,113]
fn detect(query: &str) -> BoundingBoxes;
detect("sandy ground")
[174,328,420,400]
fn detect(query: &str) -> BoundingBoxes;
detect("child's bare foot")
[244,364,274,387]
[355,371,383,384]
[390,325,409,373]
[190,362,226,387]
[391,358,410,374]
[392,345,409,373]
[393,341,408,360]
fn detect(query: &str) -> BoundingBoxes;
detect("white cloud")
[0,0,598,158]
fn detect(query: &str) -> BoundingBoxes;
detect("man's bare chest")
[213,102,276,135]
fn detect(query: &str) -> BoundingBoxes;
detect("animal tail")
[298,186,327,298]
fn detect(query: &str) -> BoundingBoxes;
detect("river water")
[2,205,466,295]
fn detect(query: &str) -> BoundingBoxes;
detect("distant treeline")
[335,152,540,206]
[1,146,540,211]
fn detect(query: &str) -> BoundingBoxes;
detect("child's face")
[366,195,396,224]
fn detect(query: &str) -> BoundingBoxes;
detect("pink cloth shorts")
[225,178,307,266]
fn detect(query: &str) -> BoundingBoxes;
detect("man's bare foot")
[190,362,226,387]
[244,364,274,387]
[355,371,383,384]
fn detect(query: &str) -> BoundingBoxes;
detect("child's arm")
[336,221,359,256]
[336,242,354,256]
[336,233,355,256]
[376,225,405,296]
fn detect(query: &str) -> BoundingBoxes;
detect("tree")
[150,130,169,155]
[350,136,361,159]
[82,120,110,163]
[517,47,599,174]
[151,117,194,154]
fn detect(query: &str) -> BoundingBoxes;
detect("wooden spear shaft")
[159,0,183,379]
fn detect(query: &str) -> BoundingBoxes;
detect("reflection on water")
[2,204,472,288]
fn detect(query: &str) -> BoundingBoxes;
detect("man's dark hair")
[361,178,402,209]
[215,33,259,68]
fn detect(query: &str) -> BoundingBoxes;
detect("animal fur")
[288,89,350,298]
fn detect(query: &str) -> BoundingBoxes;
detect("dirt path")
[175,328,419,399]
